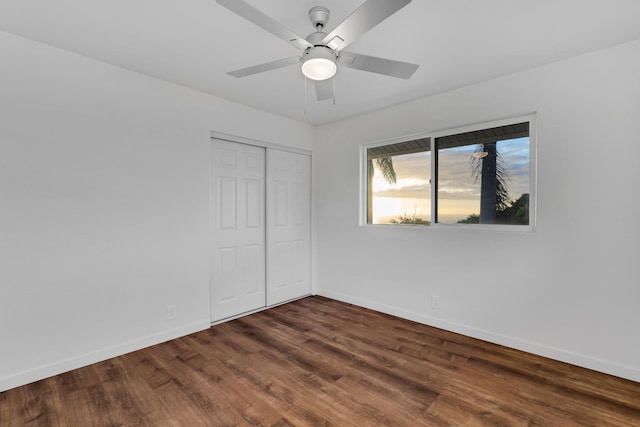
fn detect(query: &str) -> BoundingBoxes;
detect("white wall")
[314,39,640,382]
[0,31,313,392]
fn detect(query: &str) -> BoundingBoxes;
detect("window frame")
[360,114,537,232]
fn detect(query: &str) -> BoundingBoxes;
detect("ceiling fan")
[216,0,419,101]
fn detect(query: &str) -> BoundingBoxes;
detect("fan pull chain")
[333,76,336,106]
[304,76,308,115]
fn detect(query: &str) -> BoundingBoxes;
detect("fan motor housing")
[306,31,328,46]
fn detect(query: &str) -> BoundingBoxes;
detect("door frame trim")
[210,131,312,156]
[210,295,310,326]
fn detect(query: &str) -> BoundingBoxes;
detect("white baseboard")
[0,320,210,392]
[317,289,640,383]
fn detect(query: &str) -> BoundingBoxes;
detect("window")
[363,116,534,229]
[367,138,431,225]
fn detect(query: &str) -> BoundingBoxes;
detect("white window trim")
[360,114,537,232]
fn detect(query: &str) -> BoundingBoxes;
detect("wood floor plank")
[2,296,639,426]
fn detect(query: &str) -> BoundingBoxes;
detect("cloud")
[437,139,530,201]
[374,184,430,199]
[438,186,478,200]
[371,137,530,203]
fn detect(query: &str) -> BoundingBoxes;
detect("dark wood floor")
[2,296,639,426]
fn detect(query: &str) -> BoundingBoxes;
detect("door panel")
[219,247,237,301]
[267,149,311,305]
[211,140,266,321]
[219,177,237,229]
[246,180,261,227]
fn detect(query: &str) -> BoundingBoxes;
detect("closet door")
[210,140,266,322]
[266,149,311,306]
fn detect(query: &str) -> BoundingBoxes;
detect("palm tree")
[470,142,510,224]
[367,157,396,223]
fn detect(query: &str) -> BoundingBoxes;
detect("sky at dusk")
[371,137,529,224]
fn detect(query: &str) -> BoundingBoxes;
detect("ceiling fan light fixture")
[301,47,337,80]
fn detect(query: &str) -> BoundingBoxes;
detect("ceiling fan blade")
[321,0,411,51]
[228,56,300,78]
[338,51,418,79]
[216,0,312,50]
[314,79,334,101]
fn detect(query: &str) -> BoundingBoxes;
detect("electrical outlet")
[431,295,440,310]
[167,305,177,320]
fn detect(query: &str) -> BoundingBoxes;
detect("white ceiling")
[1,0,640,125]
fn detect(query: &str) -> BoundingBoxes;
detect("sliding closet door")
[210,139,266,322]
[266,149,311,306]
